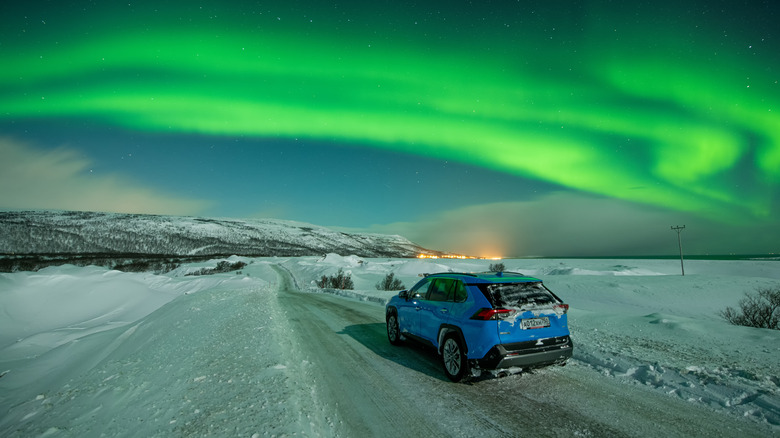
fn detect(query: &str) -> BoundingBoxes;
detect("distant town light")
[416,254,501,260]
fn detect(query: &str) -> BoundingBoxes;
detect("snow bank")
[317,253,365,267]
[0,264,247,359]
[0,261,339,437]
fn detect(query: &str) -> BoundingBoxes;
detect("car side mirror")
[398,290,408,299]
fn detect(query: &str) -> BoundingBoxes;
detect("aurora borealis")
[1,1,778,256]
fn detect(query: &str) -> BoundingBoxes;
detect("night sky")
[1,1,778,257]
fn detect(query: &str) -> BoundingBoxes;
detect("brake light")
[471,308,515,320]
[553,304,569,315]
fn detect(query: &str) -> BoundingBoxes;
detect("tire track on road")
[272,265,451,437]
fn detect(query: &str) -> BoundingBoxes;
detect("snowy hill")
[0,210,435,259]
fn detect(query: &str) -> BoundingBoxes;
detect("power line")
[671,225,685,276]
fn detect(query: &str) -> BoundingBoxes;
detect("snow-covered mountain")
[0,210,436,258]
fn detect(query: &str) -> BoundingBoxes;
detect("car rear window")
[477,282,556,308]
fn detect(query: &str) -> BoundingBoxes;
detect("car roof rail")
[475,271,527,276]
[422,272,478,278]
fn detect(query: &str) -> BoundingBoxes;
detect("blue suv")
[385,272,573,382]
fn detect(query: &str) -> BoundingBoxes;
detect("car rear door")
[417,278,457,345]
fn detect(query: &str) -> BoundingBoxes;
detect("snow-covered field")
[1,255,778,436]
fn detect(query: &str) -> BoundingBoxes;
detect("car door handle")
[439,309,448,313]
[415,306,421,311]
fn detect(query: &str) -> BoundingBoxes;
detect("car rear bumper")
[476,335,573,370]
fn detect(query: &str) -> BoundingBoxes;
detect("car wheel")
[386,312,403,346]
[442,334,469,382]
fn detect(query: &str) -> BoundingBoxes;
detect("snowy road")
[273,266,772,438]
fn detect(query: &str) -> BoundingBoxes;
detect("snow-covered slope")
[0,210,433,258]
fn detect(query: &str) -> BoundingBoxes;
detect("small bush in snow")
[489,262,506,273]
[115,260,182,274]
[186,260,247,276]
[376,272,404,291]
[720,286,780,330]
[316,268,354,290]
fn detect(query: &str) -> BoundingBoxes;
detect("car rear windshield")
[477,282,557,308]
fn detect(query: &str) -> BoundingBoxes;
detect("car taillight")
[470,308,515,320]
[553,304,569,315]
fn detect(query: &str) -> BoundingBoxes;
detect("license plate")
[521,317,550,330]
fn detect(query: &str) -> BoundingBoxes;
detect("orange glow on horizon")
[417,254,502,260]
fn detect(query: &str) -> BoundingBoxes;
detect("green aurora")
[1,1,778,246]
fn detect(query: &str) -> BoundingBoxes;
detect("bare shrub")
[186,260,247,276]
[720,286,780,330]
[489,262,506,273]
[376,272,404,290]
[316,268,354,290]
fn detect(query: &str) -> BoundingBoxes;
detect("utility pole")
[671,225,686,276]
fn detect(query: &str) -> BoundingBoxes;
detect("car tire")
[442,334,470,382]
[386,312,403,346]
